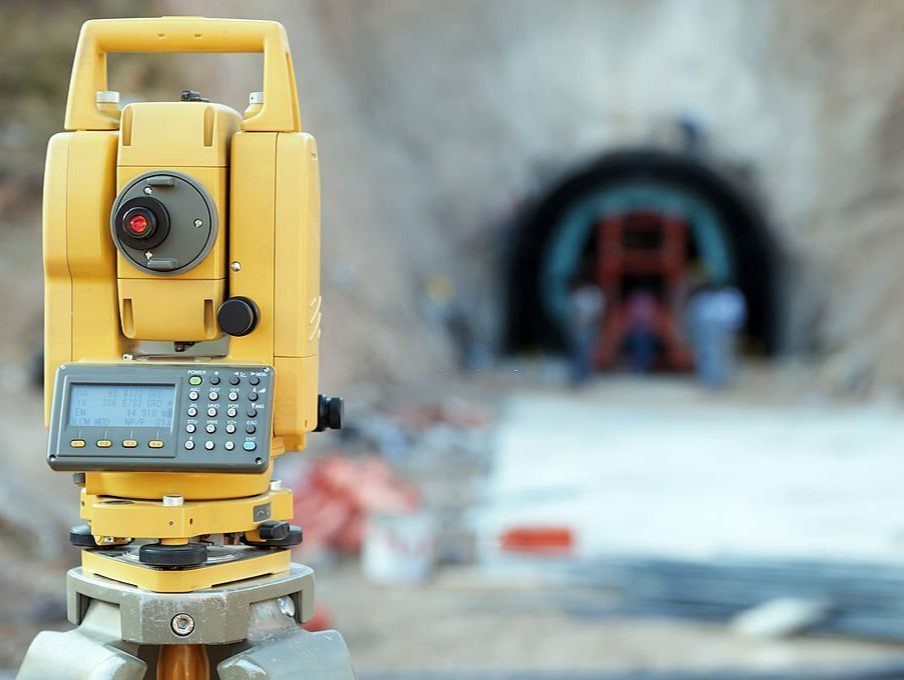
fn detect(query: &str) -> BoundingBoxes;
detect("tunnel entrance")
[504,149,781,364]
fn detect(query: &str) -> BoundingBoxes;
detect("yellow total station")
[42,17,342,592]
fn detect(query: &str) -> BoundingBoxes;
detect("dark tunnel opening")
[504,148,782,362]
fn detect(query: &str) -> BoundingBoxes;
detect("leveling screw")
[171,613,194,637]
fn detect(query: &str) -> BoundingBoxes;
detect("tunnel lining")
[504,148,782,357]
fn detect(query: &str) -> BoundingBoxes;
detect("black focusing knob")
[315,395,343,432]
[217,296,259,337]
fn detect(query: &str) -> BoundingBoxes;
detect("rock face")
[168,1,904,391]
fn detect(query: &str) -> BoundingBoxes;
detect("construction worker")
[624,290,659,374]
[686,283,747,388]
[567,278,605,386]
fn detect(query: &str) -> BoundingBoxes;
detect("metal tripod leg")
[217,599,355,679]
[17,598,147,679]
[17,564,356,679]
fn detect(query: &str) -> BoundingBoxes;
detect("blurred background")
[3,0,904,677]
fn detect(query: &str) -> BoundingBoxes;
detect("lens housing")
[114,196,170,250]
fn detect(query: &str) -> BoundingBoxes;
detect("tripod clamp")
[17,564,356,678]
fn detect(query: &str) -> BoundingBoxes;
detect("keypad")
[180,367,272,470]
[49,363,272,473]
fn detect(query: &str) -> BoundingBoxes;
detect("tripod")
[18,563,355,679]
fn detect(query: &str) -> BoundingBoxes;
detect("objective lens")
[128,214,148,234]
[121,207,156,240]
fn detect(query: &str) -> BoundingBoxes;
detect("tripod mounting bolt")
[171,613,195,637]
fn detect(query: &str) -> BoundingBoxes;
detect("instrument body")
[43,16,328,590]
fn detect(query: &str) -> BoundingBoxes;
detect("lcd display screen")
[67,384,175,428]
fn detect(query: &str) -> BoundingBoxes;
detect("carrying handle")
[65,17,301,132]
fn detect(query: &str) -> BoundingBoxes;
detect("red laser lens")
[128,214,148,234]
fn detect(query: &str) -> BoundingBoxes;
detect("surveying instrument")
[17,17,356,679]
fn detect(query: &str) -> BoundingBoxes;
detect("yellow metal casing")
[82,549,290,593]
[114,102,238,341]
[81,488,293,539]
[228,131,322,452]
[44,17,325,588]
[65,18,300,133]
[43,130,126,424]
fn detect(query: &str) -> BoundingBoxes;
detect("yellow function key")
[122,440,138,448]
[70,439,86,448]
[96,440,112,448]
[148,440,165,449]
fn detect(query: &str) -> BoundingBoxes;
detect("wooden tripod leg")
[157,644,210,680]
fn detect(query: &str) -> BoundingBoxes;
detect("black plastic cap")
[139,542,208,567]
[242,524,303,549]
[69,525,98,548]
[180,89,209,102]
[217,296,260,337]
[315,395,343,432]
[258,520,290,541]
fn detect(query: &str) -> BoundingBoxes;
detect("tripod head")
[42,17,341,589]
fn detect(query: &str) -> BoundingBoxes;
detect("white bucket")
[362,510,435,584]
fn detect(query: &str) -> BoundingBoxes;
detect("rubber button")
[205,441,215,451]
[207,407,217,417]
[96,440,112,448]
[184,440,195,450]
[248,392,259,402]
[228,392,239,401]
[70,439,86,448]
[189,376,202,386]
[243,441,257,452]
[250,377,260,386]
[226,424,236,434]
[227,407,237,418]
[210,375,221,385]
[246,425,257,434]
[225,441,235,451]
[122,440,138,448]
[208,391,218,401]
[187,407,198,417]
[230,376,240,385]
[247,408,257,418]
[189,391,199,401]
[149,440,164,449]
[186,424,196,434]
[206,424,216,434]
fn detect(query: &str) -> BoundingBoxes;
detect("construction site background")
[3,1,904,677]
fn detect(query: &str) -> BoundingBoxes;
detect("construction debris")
[565,557,904,642]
